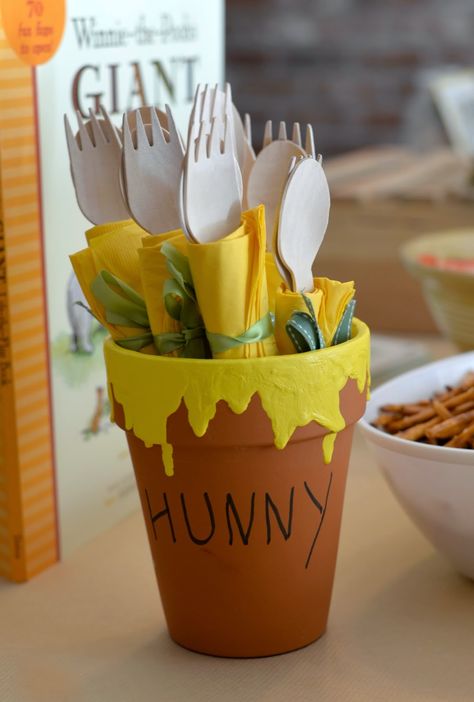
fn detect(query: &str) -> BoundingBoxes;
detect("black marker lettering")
[265,487,295,545]
[180,492,216,545]
[145,489,176,543]
[225,492,256,545]
[304,474,333,569]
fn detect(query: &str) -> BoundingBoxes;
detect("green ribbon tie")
[155,243,211,358]
[286,294,326,353]
[286,294,356,353]
[332,299,356,346]
[90,270,153,351]
[90,243,274,359]
[206,312,274,354]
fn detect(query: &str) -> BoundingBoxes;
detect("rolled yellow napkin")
[84,219,132,243]
[274,283,324,354]
[141,229,183,248]
[187,205,277,359]
[315,277,355,346]
[86,221,148,295]
[138,229,188,338]
[265,252,285,314]
[70,220,153,349]
[274,277,355,354]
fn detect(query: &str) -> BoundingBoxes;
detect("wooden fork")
[122,104,185,235]
[182,114,242,243]
[188,83,243,198]
[262,119,317,158]
[64,107,129,225]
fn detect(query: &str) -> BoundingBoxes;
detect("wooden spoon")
[246,138,305,250]
[276,156,330,292]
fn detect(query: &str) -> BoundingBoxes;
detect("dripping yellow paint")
[104,319,370,476]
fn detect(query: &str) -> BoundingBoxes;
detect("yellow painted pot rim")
[104,318,370,474]
[104,317,369,368]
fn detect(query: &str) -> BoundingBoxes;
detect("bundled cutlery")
[65,86,329,286]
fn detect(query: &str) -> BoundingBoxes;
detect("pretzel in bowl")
[372,371,474,449]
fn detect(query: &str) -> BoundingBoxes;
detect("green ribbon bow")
[286,294,356,353]
[206,312,274,355]
[157,242,273,357]
[88,242,274,359]
[154,243,211,358]
[89,270,153,351]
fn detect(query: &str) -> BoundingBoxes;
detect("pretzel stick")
[453,401,474,414]
[390,407,437,431]
[373,371,474,448]
[373,413,401,428]
[446,386,474,408]
[460,371,474,389]
[381,402,430,414]
[432,399,452,420]
[396,417,439,441]
[445,422,474,448]
[390,387,474,432]
[426,409,474,440]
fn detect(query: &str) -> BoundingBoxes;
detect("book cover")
[0,0,224,581]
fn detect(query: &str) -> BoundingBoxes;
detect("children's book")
[0,0,224,581]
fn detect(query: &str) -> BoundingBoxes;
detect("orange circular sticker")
[0,0,65,66]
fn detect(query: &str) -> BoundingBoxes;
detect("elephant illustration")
[66,270,94,353]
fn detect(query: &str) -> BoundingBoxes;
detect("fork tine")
[64,114,79,156]
[292,122,302,147]
[305,124,315,158]
[187,84,202,149]
[76,110,91,151]
[223,83,236,151]
[244,113,252,144]
[208,116,221,157]
[150,107,166,146]
[98,105,113,144]
[195,121,207,162]
[135,110,149,149]
[189,83,201,127]
[210,83,220,120]
[263,120,272,148]
[224,82,232,120]
[88,109,107,146]
[278,121,287,140]
[165,104,184,151]
[122,112,134,153]
[99,104,122,146]
[200,84,211,124]
[223,114,233,155]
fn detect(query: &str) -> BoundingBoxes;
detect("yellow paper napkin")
[70,220,151,346]
[274,277,355,354]
[315,277,355,345]
[138,229,188,338]
[186,205,277,359]
[274,283,324,354]
[265,252,285,314]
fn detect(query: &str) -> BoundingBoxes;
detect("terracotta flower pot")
[105,320,369,658]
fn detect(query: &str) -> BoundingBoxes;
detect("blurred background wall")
[226,0,474,155]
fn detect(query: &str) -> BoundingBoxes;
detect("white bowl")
[360,352,474,579]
